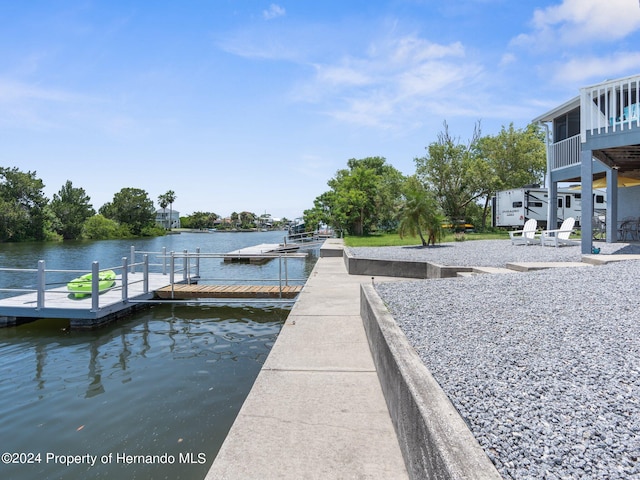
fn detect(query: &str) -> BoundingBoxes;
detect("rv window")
[565,196,571,208]
[528,202,543,208]
[513,201,523,208]
[558,198,563,208]
[574,193,581,199]
[595,195,604,204]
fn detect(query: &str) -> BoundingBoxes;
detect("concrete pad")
[206,370,408,480]
[320,239,344,257]
[457,271,475,277]
[582,253,640,265]
[293,290,362,316]
[264,315,375,372]
[505,261,592,272]
[472,266,517,274]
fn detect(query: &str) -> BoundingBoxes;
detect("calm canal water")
[0,231,319,480]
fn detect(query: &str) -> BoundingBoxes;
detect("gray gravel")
[370,240,640,479]
[349,240,640,267]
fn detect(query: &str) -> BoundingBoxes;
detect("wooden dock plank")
[154,284,303,299]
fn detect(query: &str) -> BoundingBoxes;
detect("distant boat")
[67,270,117,298]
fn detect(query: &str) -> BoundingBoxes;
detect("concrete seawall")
[361,284,501,479]
[343,248,473,279]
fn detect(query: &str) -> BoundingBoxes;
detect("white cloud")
[515,0,640,48]
[552,51,640,84]
[313,63,372,87]
[499,53,517,67]
[296,34,485,130]
[263,4,286,20]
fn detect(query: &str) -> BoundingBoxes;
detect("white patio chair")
[541,217,578,247]
[509,218,539,246]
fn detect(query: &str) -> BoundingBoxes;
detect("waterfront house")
[155,209,181,229]
[533,74,640,253]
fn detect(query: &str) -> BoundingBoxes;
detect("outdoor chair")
[617,216,637,241]
[592,216,606,241]
[541,217,578,247]
[509,218,539,246]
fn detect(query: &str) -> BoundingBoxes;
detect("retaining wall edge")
[360,283,501,479]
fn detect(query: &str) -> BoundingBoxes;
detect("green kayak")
[67,270,117,298]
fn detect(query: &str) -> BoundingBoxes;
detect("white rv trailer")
[492,186,606,229]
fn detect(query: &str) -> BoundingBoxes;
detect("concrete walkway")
[206,241,409,479]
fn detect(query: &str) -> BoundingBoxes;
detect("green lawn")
[343,231,510,247]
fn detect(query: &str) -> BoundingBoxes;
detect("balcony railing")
[550,134,581,170]
[580,74,640,142]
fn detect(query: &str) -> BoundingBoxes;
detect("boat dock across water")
[0,245,309,328]
[223,243,301,264]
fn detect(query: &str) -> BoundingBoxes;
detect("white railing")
[0,256,151,312]
[550,134,581,170]
[580,74,640,141]
[0,247,308,310]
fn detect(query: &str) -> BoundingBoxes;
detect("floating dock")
[155,284,303,299]
[223,243,300,264]
[0,273,170,328]
[0,244,309,329]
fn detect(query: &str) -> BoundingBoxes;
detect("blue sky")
[3,0,640,220]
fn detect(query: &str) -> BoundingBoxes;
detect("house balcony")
[580,74,640,142]
[549,134,580,171]
[537,74,640,176]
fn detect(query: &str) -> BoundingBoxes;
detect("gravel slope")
[348,240,640,267]
[369,240,640,479]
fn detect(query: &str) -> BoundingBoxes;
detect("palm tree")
[397,176,444,247]
[163,190,176,230]
[157,194,169,229]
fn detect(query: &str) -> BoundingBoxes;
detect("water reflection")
[0,305,287,480]
[0,232,317,479]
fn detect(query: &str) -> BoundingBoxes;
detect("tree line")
[0,167,180,242]
[0,167,289,243]
[303,122,546,244]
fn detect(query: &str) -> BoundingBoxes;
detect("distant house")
[533,73,640,253]
[155,209,180,229]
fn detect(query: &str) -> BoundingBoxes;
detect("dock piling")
[130,246,136,274]
[122,257,128,300]
[143,255,149,293]
[91,262,99,312]
[37,260,45,310]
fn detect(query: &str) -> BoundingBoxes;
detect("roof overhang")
[532,95,580,123]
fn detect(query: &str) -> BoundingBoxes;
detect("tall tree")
[50,181,95,239]
[414,122,483,224]
[186,211,219,230]
[163,190,177,230]
[397,176,444,246]
[474,123,546,228]
[157,194,169,229]
[0,167,48,242]
[308,157,404,236]
[99,188,155,235]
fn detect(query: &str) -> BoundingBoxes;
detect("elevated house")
[533,74,640,253]
[155,209,180,229]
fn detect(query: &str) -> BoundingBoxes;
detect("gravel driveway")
[365,240,640,479]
